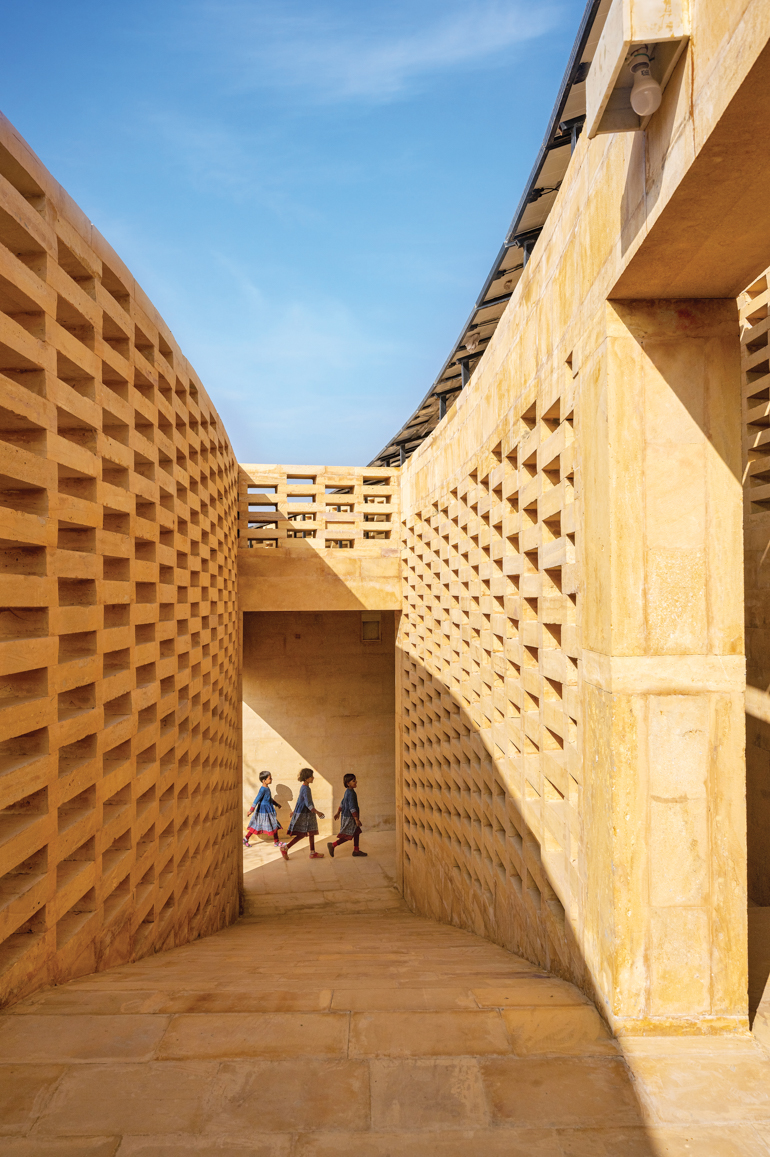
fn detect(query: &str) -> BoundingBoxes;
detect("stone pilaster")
[581,298,747,1034]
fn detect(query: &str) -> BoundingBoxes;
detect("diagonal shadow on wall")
[398,650,663,1147]
[400,651,590,988]
[238,627,663,1143]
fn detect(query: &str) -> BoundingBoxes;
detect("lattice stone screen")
[238,464,398,550]
[0,116,241,1006]
[742,270,770,520]
[742,267,770,905]
[398,376,580,977]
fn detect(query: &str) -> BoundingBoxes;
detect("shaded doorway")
[241,611,397,849]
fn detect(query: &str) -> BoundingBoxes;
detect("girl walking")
[328,773,367,857]
[284,767,325,859]
[244,770,285,849]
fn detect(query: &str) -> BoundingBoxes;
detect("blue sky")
[1,0,585,465]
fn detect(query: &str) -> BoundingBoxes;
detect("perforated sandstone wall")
[742,267,770,905]
[398,374,580,980]
[0,115,240,1006]
[395,0,764,1031]
[238,464,402,612]
[238,463,398,549]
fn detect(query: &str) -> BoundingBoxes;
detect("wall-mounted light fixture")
[586,0,689,138]
[629,47,662,115]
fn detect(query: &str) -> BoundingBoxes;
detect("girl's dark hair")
[343,773,356,787]
[259,770,271,783]
[298,767,314,782]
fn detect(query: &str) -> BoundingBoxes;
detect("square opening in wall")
[361,611,381,643]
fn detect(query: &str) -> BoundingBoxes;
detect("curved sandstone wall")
[395,0,770,1035]
[0,114,241,1006]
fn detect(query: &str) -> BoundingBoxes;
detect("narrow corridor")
[1,835,770,1154]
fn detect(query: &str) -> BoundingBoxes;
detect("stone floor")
[242,827,403,916]
[2,833,770,1155]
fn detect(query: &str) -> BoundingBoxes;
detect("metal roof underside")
[369,0,611,468]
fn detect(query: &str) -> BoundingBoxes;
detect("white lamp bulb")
[630,57,662,117]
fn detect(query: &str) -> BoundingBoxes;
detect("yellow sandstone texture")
[0,0,769,1068]
[0,115,241,1007]
[396,0,770,1037]
[238,463,401,612]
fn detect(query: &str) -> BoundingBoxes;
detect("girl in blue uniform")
[243,770,284,848]
[284,767,325,859]
[327,773,366,857]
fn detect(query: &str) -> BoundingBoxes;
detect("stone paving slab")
[349,1009,513,1057]
[501,1005,618,1056]
[330,986,479,1010]
[624,1038,770,1124]
[157,1011,349,1059]
[0,1142,122,1157]
[288,1129,770,1157]
[0,1016,168,1063]
[3,1129,770,1157]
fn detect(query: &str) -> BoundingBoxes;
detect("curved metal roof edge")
[504,0,603,249]
[369,0,604,468]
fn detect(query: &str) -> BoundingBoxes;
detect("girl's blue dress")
[248,784,280,833]
[338,787,359,837]
[288,783,318,834]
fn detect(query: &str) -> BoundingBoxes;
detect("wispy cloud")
[193,0,562,103]
[181,253,410,461]
[142,108,361,219]
[147,113,258,197]
[143,1,562,207]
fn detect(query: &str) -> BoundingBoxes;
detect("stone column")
[581,298,747,1035]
